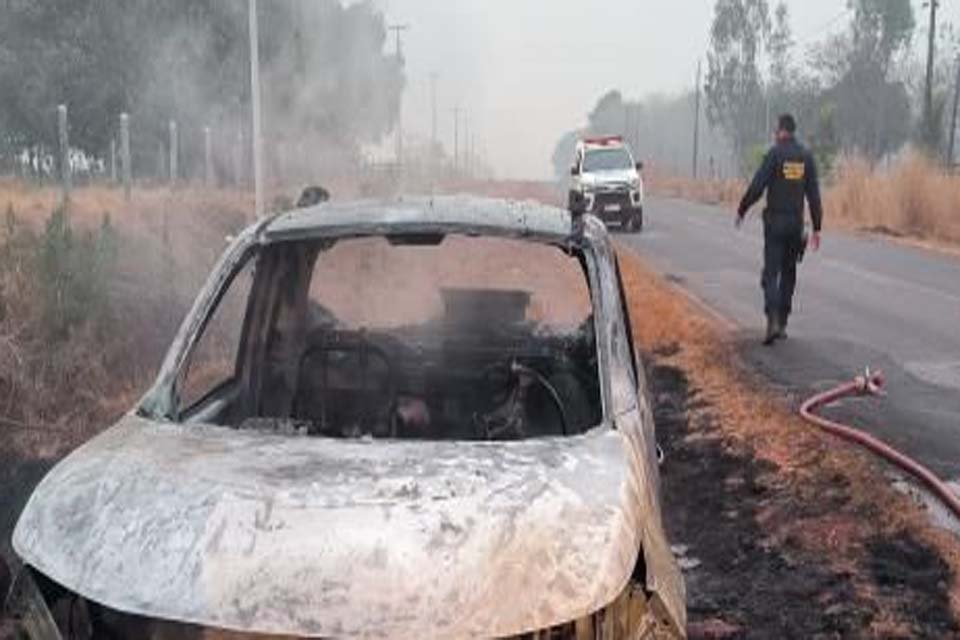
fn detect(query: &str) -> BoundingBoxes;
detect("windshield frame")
[139,222,628,435]
[582,147,635,173]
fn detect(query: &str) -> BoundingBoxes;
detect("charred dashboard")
[258,288,600,440]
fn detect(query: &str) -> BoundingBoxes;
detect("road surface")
[622,196,960,482]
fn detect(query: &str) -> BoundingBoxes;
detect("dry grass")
[0,182,255,459]
[0,179,577,460]
[827,152,960,244]
[0,178,252,229]
[617,247,960,631]
[646,152,960,247]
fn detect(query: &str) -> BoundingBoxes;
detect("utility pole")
[234,129,245,186]
[765,92,771,139]
[924,0,940,149]
[120,113,131,201]
[693,61,702,179]
[249,0,264,219]
[948,55,960,167]
[430,72,438,151]
[57,104,70,204]
[470,133,477,179]
[389,24,410,169]
[110,138,117,184]
[429,72,439,186]
[462,111,469,178]
[452,106,460,173]
[168,120,178,186]
[204,126,214,187]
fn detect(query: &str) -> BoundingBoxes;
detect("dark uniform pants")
[762,212,804,318]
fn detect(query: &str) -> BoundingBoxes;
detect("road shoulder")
[619,249,960,637]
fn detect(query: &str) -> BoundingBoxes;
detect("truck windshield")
[583,148,633,172]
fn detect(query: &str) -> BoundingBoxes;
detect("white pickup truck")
[568,136,644,232]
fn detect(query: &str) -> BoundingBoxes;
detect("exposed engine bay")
[242,288,601,440]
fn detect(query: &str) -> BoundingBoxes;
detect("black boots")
[763,311,789,345]
[763,312,780,345]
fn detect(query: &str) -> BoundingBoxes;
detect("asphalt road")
[622,196,960,482]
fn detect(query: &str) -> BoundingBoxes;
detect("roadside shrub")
[37,208,118,340]
[0,185,252,456]
[0,205,40,324]
[827,152,960,242]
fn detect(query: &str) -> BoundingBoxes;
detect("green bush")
[37,207,118,340]
[0,204,37,324]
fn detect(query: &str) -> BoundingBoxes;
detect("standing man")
[737,114,823,345]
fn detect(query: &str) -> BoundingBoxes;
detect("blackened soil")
[648,353,959,639]
[0,448,52,639]
[867,534,957,637]
[0,450,51,561]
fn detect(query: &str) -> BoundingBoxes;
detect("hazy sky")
[371,1,960,179]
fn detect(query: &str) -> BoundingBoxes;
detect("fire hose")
[799,368,960,521]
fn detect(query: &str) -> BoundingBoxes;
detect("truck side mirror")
[635,162,644,171]
[571,165,581,176]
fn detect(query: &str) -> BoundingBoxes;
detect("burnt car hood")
[13,415,645,639]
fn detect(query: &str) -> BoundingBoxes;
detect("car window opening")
[176,234,603,441]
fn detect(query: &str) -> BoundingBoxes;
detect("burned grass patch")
[650,360,869,638]
[867,533,956,638]
[620,250,960,638]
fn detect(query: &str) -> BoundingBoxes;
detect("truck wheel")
[625,208,643,233]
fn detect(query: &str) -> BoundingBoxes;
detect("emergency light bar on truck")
[582,136,623,146]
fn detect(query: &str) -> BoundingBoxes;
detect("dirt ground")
[619,250,960,639]
[650,359,955,638]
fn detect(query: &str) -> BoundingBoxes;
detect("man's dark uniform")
[738,134,823,339]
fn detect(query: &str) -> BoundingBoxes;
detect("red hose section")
[799,371,960,521]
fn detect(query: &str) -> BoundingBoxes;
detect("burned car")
[6,197,685,638]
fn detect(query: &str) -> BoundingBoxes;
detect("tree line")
[555,0,958,179]
[0,0,404,183]
[706,0,925,174]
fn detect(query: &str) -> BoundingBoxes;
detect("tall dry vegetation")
[828,153,960,243]
[647,152,960,245]
[0,183,251,457]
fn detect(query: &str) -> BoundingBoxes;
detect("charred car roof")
[262,195,575,244]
